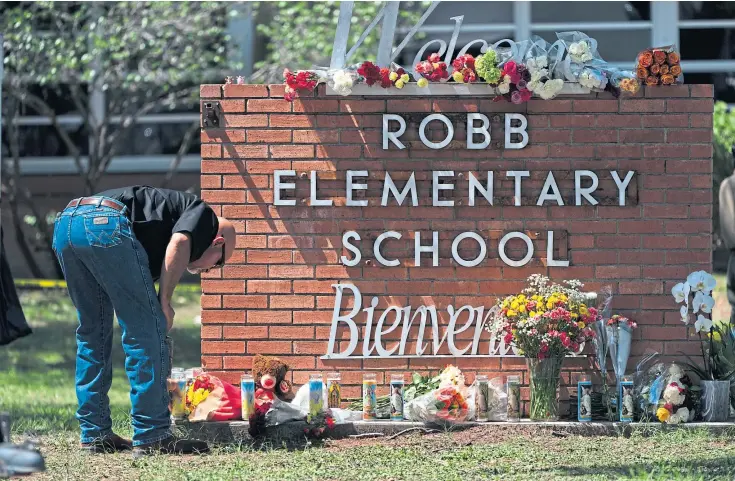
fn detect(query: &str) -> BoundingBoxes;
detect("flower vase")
[700,380,730,422]
[526,357,564,421]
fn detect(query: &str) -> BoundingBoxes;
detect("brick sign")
[199,83,713,394]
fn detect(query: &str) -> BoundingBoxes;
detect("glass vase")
[526,357,564,421]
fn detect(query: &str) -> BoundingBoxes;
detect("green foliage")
[346,372,439,412]
[713,103,735,246]
[254,1,428,82]
[2,2,235,92]
[714,101,735,149]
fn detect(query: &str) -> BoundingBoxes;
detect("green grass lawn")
[3,285,735,480]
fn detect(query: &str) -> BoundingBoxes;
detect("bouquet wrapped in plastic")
[553,31,602,81]
[636,45,682,86]
[635,356,698,424]
[185,373,242,422]
[406,365,475,423]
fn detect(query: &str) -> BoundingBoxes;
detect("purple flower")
[511,91,522,104]
[517,79,527,90]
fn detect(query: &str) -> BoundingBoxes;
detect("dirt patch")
[323,425,548,451]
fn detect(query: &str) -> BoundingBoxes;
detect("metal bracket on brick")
[202,101,222,128]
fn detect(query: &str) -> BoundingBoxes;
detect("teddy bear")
[657,363,694,424]
[248,354,293,436]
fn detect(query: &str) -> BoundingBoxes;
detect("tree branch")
[91,86,197,184]
[161,120,199,189]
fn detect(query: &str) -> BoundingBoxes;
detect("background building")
[2,0,733,277]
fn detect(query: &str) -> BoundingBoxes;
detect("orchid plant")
[672,271,735,383]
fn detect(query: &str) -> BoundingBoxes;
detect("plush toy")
[656,363,694,424]
[248,354,293,436]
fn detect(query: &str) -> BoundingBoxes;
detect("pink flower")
[540,342,549,353]
[560,332,571,348]
[519,89,532,102]
[504,332,514,344]
[511,91,522,104]
[503,61,517,75]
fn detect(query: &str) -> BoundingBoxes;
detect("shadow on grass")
[534,457,735,480]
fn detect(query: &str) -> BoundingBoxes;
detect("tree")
[1,1,238,277]
[252,1,428,83]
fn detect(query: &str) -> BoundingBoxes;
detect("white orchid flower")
[694,314,713,333]
[671,282,690,304]
[692,291,715,314]
[686,271,716,294]
[680,305,689,325]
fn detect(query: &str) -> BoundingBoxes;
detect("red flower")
[540,342,549,353]
[560,332,572,348]
[504,331,514,344]
[664,402,673,411]
[519,89,532,102]
[358,61,381,86]
[428,53,442,63]
[326,416,336,429]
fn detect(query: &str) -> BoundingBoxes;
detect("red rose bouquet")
[283,68,320,101]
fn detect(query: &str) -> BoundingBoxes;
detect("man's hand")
[162,301,175,331]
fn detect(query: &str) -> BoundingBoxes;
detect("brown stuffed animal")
[252,354,294,406]
[249,354,293,437]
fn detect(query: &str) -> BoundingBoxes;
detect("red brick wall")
[199,83,713,406]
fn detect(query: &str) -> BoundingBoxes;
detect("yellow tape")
[16,279,202,293]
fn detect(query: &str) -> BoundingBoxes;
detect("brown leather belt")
[66,197,125,212]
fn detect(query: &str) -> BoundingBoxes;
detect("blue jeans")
[52,198,171,446]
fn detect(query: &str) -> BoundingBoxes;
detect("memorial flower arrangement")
[275,32,671,101]
[415,53,449,83]
[490,274,599,420]
[184,373,242,422]
[475,50,502,85]
[490,274,599,358]
[304,409,337,438]
[607,314,637,329]
[283,68,320,102]
[526,55,564,100]
[636,45,682,86]
[451,54,478,83]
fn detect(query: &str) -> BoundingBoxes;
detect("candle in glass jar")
[475,375,489,422]
[578,375,592,422]
[169,368,187,420]
[327,372,341,409]
[363,373,377,421]
[309,374,324,417]
[506,375,521,422]
[241,374,255,421]
[619,375,634,423]
[389,374,404,421]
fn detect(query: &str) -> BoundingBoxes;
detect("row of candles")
[171,368,635,423]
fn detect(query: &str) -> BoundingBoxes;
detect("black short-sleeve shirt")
[96,186,218,281]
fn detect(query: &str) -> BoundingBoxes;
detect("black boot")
[132,436,209,459]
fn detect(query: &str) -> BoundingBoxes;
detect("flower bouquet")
[303,409,336,438]
[673,271,734,421]
[415,53,449,87]
[283,68,320,101]
[185,373,242,422]
[636,45,682,86]
[475,50,502,86]
[451,54,478,83]
[405,365,474,424]
[489,274,599,420]
[638,361,696,424]
[493,61,532,104]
